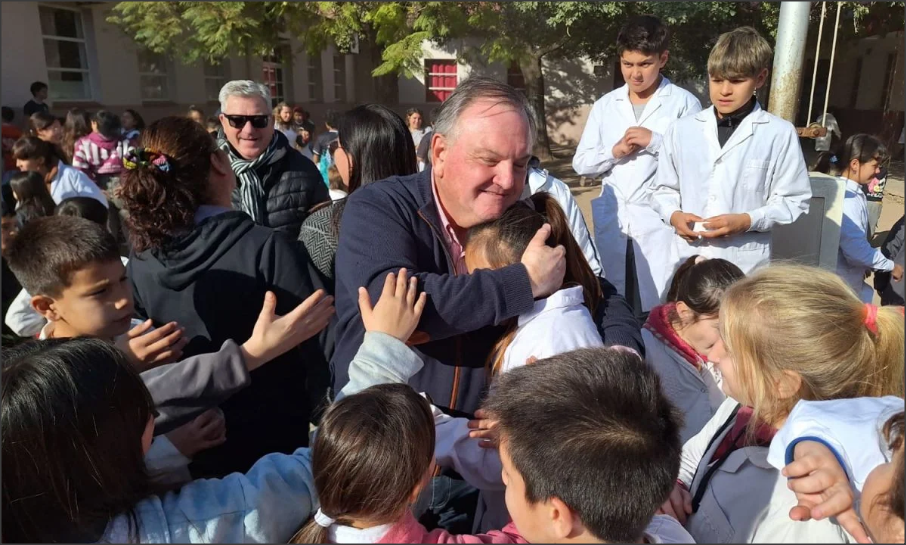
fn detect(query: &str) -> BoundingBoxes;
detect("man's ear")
[31,294,60,322]
[431,133,446,178]
[548,496,582,540]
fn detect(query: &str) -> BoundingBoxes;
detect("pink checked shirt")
[431,171,468,275]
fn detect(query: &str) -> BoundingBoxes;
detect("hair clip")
[829,155,838,164]
[313,508,335,528]
[863,303,879,335]
[123,147,171,173]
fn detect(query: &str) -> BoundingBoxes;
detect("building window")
[138,50,170,100]
[204,60,228,102]
[507,62,526,94]
[39,5,92,100]
[425,60,458,102]
[333,54,346,103]
[262,49,285,107]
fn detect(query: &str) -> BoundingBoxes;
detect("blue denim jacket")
[101,332,423,543]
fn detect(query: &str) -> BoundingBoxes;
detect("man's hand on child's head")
[118,320,187,371]
[670,211,705,242]
[783,440,871,543]
[166,408,227,458]
[467,409,500,450]
[242,289,335,371]
[521,224,567,298]
[358,268,427,342]
[623,126,653,149]
[701,213,751,238]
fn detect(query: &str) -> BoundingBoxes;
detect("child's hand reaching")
[467,409,500,449]
[657,481,692,524]
[358,268,427,342]
[117,320,188,371]
[783,440,871,543]
[241,290,335,371]
[166,408,227,458]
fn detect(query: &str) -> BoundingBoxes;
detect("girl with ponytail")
[660,264,904,544]
[465,193,604,375]
[813,133,901,301]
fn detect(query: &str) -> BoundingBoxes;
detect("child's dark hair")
[617,15,669,55]
[56,196,109,227]
[205,116,220,132]
[336,104,417,194]
[93,110,122,140]
[123,109,146,131]
[467,193,602,374]
[878,411,905,522]
[27,111,57,137]
[1,106,13,123]
[5,215,119,297]
[325,109,339,129]
[812,133,887,176]
[483,347,683,543]
[666,255,745,321]
[12,135,62,175]
[2,337,157,543]
[10,170,55,225]
[62,108,92,163]
[291,383,435,543]
[29,81,48,97]
[118,116,218,252]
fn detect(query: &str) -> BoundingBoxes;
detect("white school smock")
[49,160,108,207]
[525,167,603,277]
[650,103,811,276]
[837,177,894,302]
[573,77,701,310]
[501,285,603,374]
[678,398,855,543]
[767,396,903,492]
[642,328,725,445]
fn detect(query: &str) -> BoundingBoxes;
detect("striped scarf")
[219,134,279,224]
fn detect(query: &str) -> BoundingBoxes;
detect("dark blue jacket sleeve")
[593,276,644,356]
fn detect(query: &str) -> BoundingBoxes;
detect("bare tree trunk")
[520,53,553,160]
[366,30,399,105]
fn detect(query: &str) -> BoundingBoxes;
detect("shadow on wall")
[544,60,611,148]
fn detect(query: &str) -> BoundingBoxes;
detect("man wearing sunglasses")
[217,80,328,240]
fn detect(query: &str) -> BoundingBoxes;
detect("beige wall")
[828,31,904,112]
[2,2,51,115]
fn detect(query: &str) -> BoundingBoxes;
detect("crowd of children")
[0,13,904,545]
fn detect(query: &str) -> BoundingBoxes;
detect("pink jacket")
[377,513,526,544]
[72,132,135,180]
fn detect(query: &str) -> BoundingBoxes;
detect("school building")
[2,2,901,148]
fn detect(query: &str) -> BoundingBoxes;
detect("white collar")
[614,76,672,101]
[328,523,394,544]
[518,285,587,327]
[842,177,863,194]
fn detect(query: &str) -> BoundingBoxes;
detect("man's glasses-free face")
[223,114,270,129]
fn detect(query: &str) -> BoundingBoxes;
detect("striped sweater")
[72,132,136,180]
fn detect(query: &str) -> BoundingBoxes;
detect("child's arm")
[433,406,505,491]
[144,291,334,434]
[572,100,624,178]
[649,122,703,242]
[781,441,870,544]
[337,268,428,400]
[741,126,811,233]
[840,208,895,272]
[144,434,193,487]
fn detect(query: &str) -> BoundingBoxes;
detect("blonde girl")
[659,264,904,543]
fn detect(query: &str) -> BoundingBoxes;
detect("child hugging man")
[649,26,811,275]
[573,15,701,318]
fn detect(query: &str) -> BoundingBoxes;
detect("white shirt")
[767,396,903,491]
[410,126,433,148]
[837,177,894,301]
[573,78,701,308]
[502,286,603,374]
[329,189,348,201]
[644,515,696,544]
[650,103,811,274]
[50,160,108,207]
[525,167,603,276]
[329,523,394,544]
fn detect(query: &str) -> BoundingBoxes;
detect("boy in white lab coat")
[650,26,811,275]
[573,15,701,318]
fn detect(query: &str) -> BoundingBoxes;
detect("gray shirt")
[632,102,646,122]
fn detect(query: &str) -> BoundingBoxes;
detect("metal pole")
[768,1,812,122]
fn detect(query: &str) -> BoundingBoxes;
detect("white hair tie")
[694,255,708,265]
[314,508,335,528]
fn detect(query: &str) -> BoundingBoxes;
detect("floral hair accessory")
[123,147,171,173]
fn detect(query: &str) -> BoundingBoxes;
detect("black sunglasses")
[223,114,270,129]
